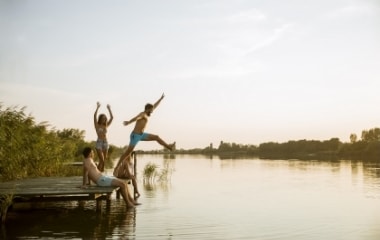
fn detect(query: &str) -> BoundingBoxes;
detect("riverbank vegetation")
[0,105,120,181]
[1,104,379,181]
[141,133,380,161]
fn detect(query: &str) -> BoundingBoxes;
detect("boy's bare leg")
[96,149,105,172]
[120,187,136,208]
[146,134,176,151]
[169,141,176,151]
[161,141,175,151]
[125,160,140,198]
[126,171,140,198]
[115,146,135,168]
[131,177,140,198]
[112,179,139,207]
[102,148,108,170]
[125,187,141,205]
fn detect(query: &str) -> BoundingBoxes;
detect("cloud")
[324,2,377,19]
[162,60,261,80]
[226,8,267,24]
[0,82,87,106]
[246,23,294,54]
[0,81,95,133]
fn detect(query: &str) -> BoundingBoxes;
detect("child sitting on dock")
[81,147,139,208]
[113,151,140,199]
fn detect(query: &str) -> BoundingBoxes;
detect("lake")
[3,155,380,239]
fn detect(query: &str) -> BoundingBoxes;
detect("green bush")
[0,104,84,181]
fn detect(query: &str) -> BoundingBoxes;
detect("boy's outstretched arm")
[123,112,144,126]
[153,93,165,110]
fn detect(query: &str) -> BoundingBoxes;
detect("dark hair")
[97,114,107,124]
[82,147,92,158]
[145,103,153,111]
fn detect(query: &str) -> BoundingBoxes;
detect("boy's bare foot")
[169,142,176,151]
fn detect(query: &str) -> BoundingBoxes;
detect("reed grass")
[143,162,158,183]
[142,160,174,183]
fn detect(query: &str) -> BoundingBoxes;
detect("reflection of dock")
[0,176,119,223]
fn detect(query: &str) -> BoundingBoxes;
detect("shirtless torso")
[118,93,175,158]
[132,112,149,134]
[83,157,103,184]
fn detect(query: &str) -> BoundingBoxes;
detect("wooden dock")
[0,176,122,223]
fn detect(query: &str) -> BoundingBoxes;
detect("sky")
[1,0,379,150]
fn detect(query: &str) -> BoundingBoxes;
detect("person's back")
[83,154,102,183]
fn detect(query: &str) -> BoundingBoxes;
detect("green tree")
[350,133,357,143]
[0,104,84,180]
[361,128,380,142]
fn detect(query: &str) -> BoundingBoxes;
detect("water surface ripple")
[4,155,380,240]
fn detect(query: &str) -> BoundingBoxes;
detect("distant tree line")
[145,130,380,161]
[170,129,380,161]
[1,104,379,181]
[339,128,380,160]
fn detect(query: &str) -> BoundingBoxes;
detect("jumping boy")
[115,93,175,171]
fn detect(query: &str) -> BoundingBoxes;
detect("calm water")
[3,155,380,239]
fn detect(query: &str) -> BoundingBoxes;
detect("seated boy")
[81,147,139,208]
[113,151,140,198]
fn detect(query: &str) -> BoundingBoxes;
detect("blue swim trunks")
[96,139,109,150]
[129,132,148,146]
[96,175,116,187]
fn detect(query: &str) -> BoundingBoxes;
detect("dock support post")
[96,199,102,212]
[0,194,13,224]
[1,207,8,223]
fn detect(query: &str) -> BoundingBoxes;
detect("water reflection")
[3,201,137,239]
[143,181,171,194]
[163,153,176,160]
[2,156,380,239]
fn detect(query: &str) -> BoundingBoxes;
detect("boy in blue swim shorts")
[129,132,149,147]
[114,93,176,173]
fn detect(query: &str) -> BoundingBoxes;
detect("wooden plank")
[64,162,83,167]
[0,176,118,196]
[1,187,116,196]
[0,153,139,223]
[0,176,122,223]
[13,195,101,202]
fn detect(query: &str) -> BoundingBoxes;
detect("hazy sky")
[1,0,379,150]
